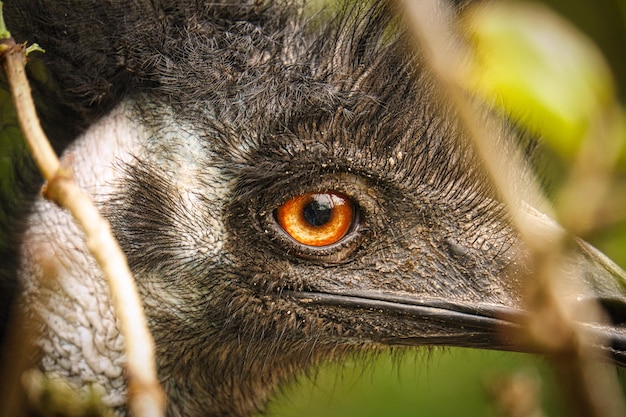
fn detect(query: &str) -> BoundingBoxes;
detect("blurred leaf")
[617,110,626,168]
[0,2,10,40]
[463,2,616,159]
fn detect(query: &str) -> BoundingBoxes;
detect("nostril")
[443,237,476,269]
[598,298,626,326]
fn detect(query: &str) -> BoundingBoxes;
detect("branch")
[0,5,165,417]
[399,1,625,417]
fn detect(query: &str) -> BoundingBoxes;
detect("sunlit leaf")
[463,2,616,159]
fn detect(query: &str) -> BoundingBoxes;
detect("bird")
[0,0,625,416]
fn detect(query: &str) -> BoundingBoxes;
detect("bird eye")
[275,192,355,247]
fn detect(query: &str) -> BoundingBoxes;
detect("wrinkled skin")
[1,1,625,417]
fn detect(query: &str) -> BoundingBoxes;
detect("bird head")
[2,1,626,416]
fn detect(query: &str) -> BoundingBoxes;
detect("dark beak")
[287,231,626,367]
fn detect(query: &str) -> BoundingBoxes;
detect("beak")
[286,213,626,367]
[568,238,626,365]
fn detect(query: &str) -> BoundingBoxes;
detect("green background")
[262,348,568,417]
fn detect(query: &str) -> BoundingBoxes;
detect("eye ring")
[275,192,355,247]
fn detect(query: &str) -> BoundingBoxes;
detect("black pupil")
[303,195,333,227]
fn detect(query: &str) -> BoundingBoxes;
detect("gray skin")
[1,1,626,417]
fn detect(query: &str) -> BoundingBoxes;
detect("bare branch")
[0,14,166,417]
[399,1,626,417]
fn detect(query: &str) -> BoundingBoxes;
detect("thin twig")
[0,16,166,417]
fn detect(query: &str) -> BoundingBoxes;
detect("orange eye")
[275,192,354,247]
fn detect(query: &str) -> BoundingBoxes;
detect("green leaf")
[0,2,11,40]
[463,2,616,159]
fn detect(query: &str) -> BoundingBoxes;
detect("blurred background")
[259,0,626,416]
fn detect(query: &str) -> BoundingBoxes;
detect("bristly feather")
[1,1,524,417]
